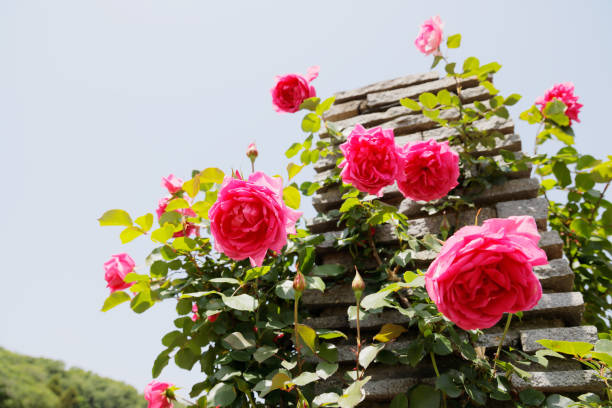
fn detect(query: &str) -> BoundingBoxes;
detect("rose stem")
[430,352,447,408]
[492,313,513,374]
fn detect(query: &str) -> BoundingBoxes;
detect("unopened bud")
[246,142,258,162]
[352,268,365,301]
[293,271,306,294]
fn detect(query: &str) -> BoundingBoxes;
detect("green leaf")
[275,280,295,300]
[494,106,510,119]
[409,385,440,408]
[520,105,543,124]
[481,80,499,95]
[305,276,325,292]
[200,167,225,184]
[545,394,575,408]
[317,329,347,340]
[431,56,443,69]
[373,324,407,343]
[150,260,168,278]
[172,236,196,251]
[182,176,200,198]
[287,162,304,180]
[192,201,211,219]
[120,226,144,244]
[209,277,240,285]
[591,160,612,183]
[445,62,456,75]
[159,211,181,226]
[315,361,338,380]
[101,291,130,312]
[299,97,320,111]
[358,343,384,369]
[223,332,255,350]
[134,213,154,231]
[432,334,453,356]
[222,294,257,312]
[338,380,366,408]
[130,290,154,313]
[419,92,437,109]
[151,350,170,378]
[400,98,421,111]
[389,393,408,408]
[207,383,236,407]
[283,185,301,209]
[339,197,361,213]
[543,100,569,126]
[575,173,595,191]
[462,56,479,72]
[519,389,546,406]
[302,113,321,133]
[253,346,278,363]
[361,291,392,310]
[296,323,317,353]
[577,155,599,170]
[536,339,594,357]
[165,198,189,212]
[504,93,522,106]
[435,373,462,398]
[446,34,461,48]
[292,371,319,386]
[312,264,345,277]
[244,266,271,282]
[594,339,612,353]
[98,209,132,227]
[316,96,336,116]
[570,218,592,238]
[552,161,571,187]
[285,142,302,158]
[174,347,198,370]
[151,224,175,243]
[436,89,452,106]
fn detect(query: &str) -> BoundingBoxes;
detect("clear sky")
[1,0,610,395]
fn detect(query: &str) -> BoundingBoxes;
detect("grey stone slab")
[366,77,479,109]
[419,117,514,142]
[313,153,341,173]
[497,197,548,230]
[306,213,341,234]
[526,292,584,325]
[334,72,439,104]
[533,258,574,292]
[302,284,355,308]
[511,370,604,393]
[539,230,563,260]
[520,325,598,353]
[363,377,421,401]
[323,99,362,122]
[473,177,540,206]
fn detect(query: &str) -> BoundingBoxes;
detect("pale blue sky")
[0,0,610,394]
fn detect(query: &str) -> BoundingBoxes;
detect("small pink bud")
[293,271,306,293]
[192,303,198,313]
[191,313,198,322]
[274,333,285,342]
[207,313,220,323]
[352,268,365,301]
[253,326,259,333]
[246,142,258,161]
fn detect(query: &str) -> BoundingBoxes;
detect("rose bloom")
[535,82,583,125]
[161,174,183,194]
[209,172,302,266]
[103,253,135,293]
[271,66,319,113]
[397,139,459,202]
[144,381,174,408]
[425,216,547,330]
[415,15,444,55]
[338,124,402,196]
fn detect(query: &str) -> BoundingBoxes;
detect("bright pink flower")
[207,313,219,323]
[192,303,198,313]
[271,66,319,113]
[144,381,174,408]
[103,253,135,293]
[190,313,198,322]
[415,16,444,55]
[209,172,302,266]
[162,174,183,194]
[338,124,402,196]
[397,139,459,202]
[535,82,583,125]
[425,216,547,330]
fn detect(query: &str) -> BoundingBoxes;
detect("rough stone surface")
[520,325,598,353]
[497,197,549,230]
[366,77,479,109]
[333,72,439,104]
[511,370,604,393]
[539,230,563,260]
[323,99,362,122]
[533,258,574,292]
[527,292,584,325]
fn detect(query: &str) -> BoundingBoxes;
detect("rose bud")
[293,271,306,294]
[274,333,285,342]
[246,142,258,161]
[207,313,220,323]
[352,269,366,302]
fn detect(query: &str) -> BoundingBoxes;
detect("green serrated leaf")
[98,209,133,227]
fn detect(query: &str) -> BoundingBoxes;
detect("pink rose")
[396,139,459,202]
[535,82,583,125]
[190,313,198,322]
[338,124,402,196]
[103,253,135,293]
[425,216,547,330]
[192,303,198,313]
[271,66,319,113]
[415,16,444,56]
[144,381,174,408]
[209,172,302,266]
[156,195,198,238]
[161,174,183,194]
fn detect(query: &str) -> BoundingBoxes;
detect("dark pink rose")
[338,124,402,196]
[161,174,183,194]
[144,381,174,408]
[271,66,319,113]
[103,253,135,293]
[426,216,547,330]
[535,82,583,125]
[397,139,459,202]
[209,172,302,266]
[415,16,444,55]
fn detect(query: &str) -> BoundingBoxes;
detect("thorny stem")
[355,296,363,379]
[492,313,513,374]
[474,208,482,225]
[294,294,303,373]
[430,352,447,408]
[251,161,255,174]
[589,180,610,223]
[246,391,257,408]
